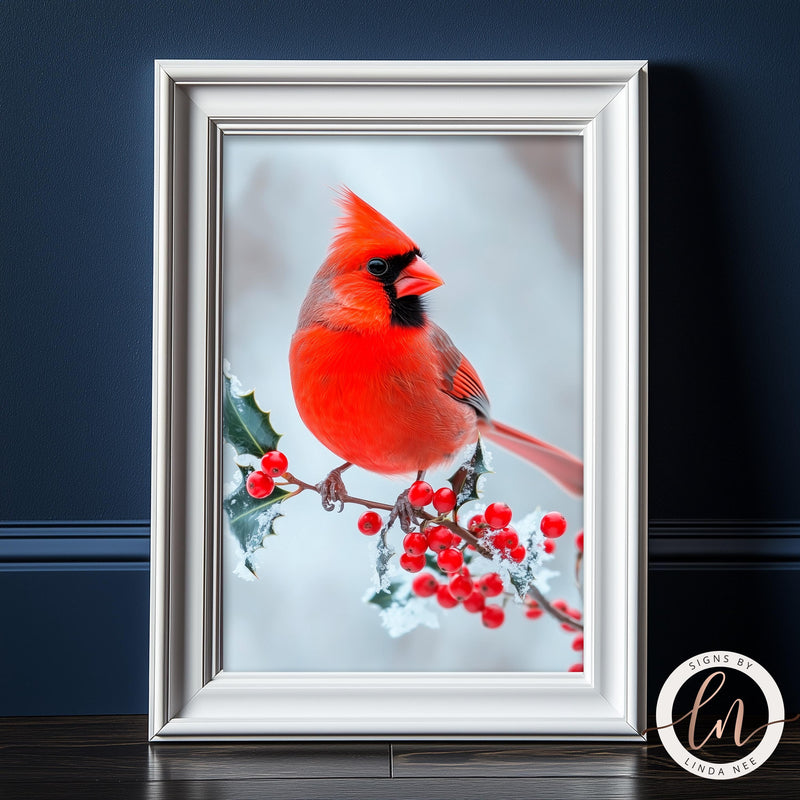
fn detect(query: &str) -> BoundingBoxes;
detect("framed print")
[150,60,648,740]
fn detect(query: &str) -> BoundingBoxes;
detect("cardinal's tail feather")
[480,419,583,497]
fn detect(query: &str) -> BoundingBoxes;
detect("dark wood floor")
[1,716,799,799]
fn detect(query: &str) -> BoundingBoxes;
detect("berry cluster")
[412,568,506,629]
[355,477,583,661]
[465,501,527,563]
[245,450,289,498]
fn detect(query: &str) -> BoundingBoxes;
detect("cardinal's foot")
[387,489,418,534]
[316,462,352,512]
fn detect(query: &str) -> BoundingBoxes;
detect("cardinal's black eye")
[367,257,389,277]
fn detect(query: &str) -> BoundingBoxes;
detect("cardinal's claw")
[387,489,417,534]
[316,463,352,512]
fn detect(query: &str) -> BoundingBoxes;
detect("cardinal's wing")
[428,324,491,419]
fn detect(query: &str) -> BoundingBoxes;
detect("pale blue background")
[221,134,584,671]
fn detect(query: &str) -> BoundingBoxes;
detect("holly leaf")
[222,371,281,457]
[448,439,491,509]
[223,465,291,576]
[367,582,404,609]
[506,550,541,600]
[221,369,288,578]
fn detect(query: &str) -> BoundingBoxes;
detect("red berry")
[408,480,434,508]
[481,604,505,629]
[402,532,428,556]
[412,573,439,597]
[426,525,454,552]
[572,634,584,651]
[540,512,567,539]
[448,573,474,601]
[399,552,426,573]
[437,547,464,573]
[491,527,519,551]
[432,487,457,514]
[552,598,568,611]
[561,622,579,632]
[525,607,543,620]
[566,607,582,621]
[509,545,526,563]
[478,572,504,597]
[485,502,513,530]
[246,470,274,499]
[543,539,556,555]
[462,590,486,613]
[576,530,584,552]
[436,584,459,608]
[260,450,288,477]
[568,663,584,673]
[357,511,382,535]
[467,514,486,534]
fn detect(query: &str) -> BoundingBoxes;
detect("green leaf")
[507,550,541,600]
[223,465,291,576]
[367,582,404,610]
[448,439,491,509]
[221,369,289,578]
[222,371,281,457]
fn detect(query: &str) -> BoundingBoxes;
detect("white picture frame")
[149,59,648,741]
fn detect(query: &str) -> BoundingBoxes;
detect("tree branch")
[280,470,583,632]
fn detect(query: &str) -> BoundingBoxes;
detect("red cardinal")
[289,189,583,501]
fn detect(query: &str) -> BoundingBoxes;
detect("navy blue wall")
[2,1,799,715]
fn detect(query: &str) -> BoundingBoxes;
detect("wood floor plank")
[0,716,390,782]
[392,741,645,777]
[2,777,800,800]
[1,714,798,798]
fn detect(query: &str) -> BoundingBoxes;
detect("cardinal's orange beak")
[394,256,444,298]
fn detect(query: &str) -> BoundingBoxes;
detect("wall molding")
[648,519,800,569]
[2,519,799,571]
[0,521,149,569]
